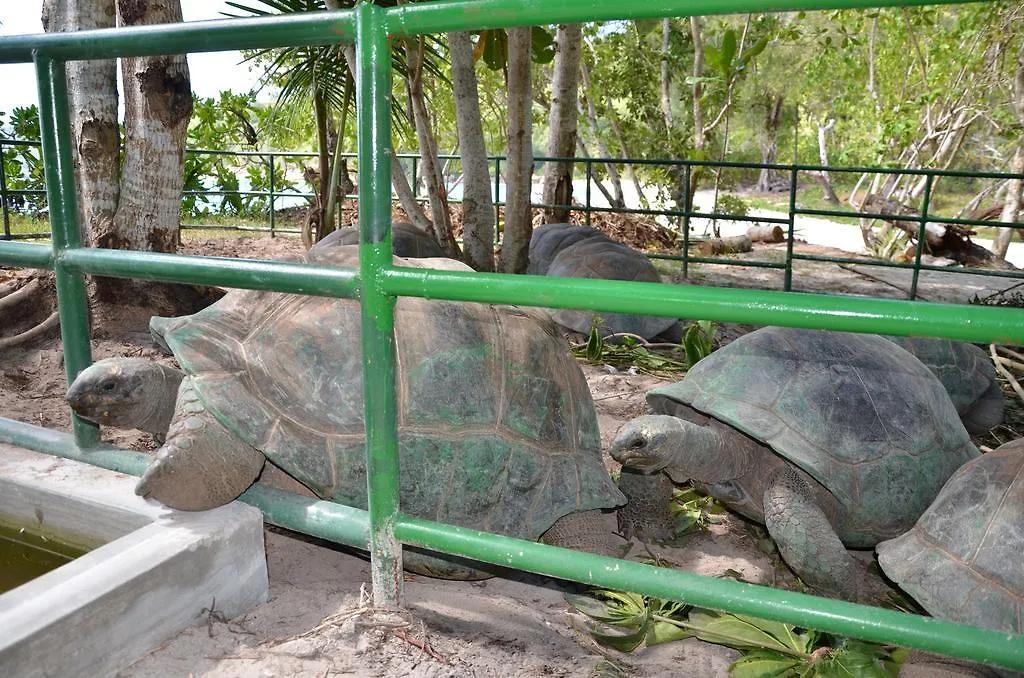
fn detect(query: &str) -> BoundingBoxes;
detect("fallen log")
[861,193,1016,270]
[747,225,785,243]
[695,234,752,255]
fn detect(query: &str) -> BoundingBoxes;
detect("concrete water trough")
[0,443,269,677]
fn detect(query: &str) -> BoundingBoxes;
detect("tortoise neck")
[136,364,184,437]
[663,419,754,486]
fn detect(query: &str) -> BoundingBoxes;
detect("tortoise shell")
[647,326,979,546]
[153,246,624,543]
[877,440,1024,633]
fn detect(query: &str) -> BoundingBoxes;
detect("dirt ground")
[1,233,1021,677]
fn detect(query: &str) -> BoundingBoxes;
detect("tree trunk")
[608,113,649,210]
[540,24,582,224]
[40,0,119,248]
[405,37,460,258]
[755,93,785,193]
[816,117,841,205]
[687,16,706,205]
[448,31,494,272]
[311,86,330,244]
[501,26,534,274]
[103,0,190,257]
[993,53,1024,258]
[659,18,673,134]
[579,59,624,208]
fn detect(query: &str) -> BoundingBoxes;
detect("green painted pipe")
[0,12,356,63]
[385,0,983,36]
[58,247,362,298]
[382,266,1024,344]
[3,416,1022,672]
[355,2,404,608]
[35,56,98,447]
[0,241,54,269]
[393,515,1024,673]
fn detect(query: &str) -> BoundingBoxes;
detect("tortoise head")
[66,358,183,436]
[611,414,748,485]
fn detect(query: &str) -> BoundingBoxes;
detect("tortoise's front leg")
[762,466,868,602]
[615,468,677,542]
[136,377,265,511]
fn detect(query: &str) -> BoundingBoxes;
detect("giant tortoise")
[66,246,625,579]
[877,438,1024,635]
[610,326,979,601]
[528,223,683,342]
[312,221,445,258]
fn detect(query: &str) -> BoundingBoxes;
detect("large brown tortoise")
[66,245,625,579]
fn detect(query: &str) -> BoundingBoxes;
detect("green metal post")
[356,2,403,608]
[585,159,592,225]
[0,138,10,239]
[682,163,691,279]
[268,152,276,237]
[35,55,99,447]
[909,174,934,301]
[784,166,798,291]
[493,156,501,245]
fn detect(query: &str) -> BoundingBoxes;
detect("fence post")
[0,138,10,239]
[35,55,99,447]
[356,2,403,608]
[585,158,592,225]
[493,155,502,245]
[268,153,276,237]
[682,163,691,279]
[784,166,798,292]
[909,174,935,301]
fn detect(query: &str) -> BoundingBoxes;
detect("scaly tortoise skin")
[68,246,625,579]
[611,326,979,601]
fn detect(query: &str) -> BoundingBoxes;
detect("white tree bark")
[448,31,494,272]
[579,59,624,208]
[405,37,460,257]
[540,23,582,224]
[993,52,1024,258]
[110,0,191,254]
[40,0,119,247]
[501,26,534,274]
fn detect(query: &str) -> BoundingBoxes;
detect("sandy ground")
[1,233,1020,677]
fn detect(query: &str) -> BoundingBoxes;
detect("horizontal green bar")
[382,266,1024,344]
[651,253,789,270]
[0,12,355,63]
[393,516,1024,672]
[0,416,150,476]
[3,415,1022,671]
[795,252,1024,281]
[58,247,361,298]
[0,240,55,269]
[387,0,981,36]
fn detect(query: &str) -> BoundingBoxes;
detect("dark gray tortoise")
[877,438,1024,635]
[884,335,1003,435]
[527,223,606,276]
[312,221,445,258]
[529,225,683,342]
[610,326,979,601]
[67,246,625,579]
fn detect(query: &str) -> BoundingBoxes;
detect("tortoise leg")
[541,509,625,557]
[615,468,677,542]
[763,466,868,602]
[136,376,265,511]
[961,380,1005,435]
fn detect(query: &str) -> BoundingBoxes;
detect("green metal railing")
[8,140,1023,301]
[2,0,1024,672]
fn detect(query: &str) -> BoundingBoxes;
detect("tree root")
[0,311,60,350]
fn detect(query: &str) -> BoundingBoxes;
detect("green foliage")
[567,591,902,677]
[671,485,725,535]
[682,320,717,368]
[0,106,46,214]
[183,94,299,218]
[573,325,689,377]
